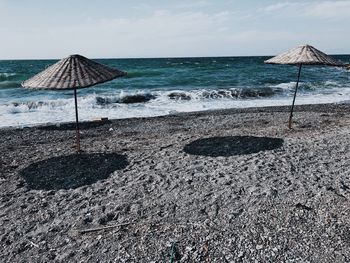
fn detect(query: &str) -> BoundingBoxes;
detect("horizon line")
[1,53,349,61]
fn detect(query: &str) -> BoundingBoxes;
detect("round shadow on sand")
[184,136,284,157]
[20,153,128,190]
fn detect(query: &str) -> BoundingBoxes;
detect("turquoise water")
[0,56,349,127]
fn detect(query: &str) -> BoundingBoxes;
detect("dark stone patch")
[295,203,312,211]
[37,120,111,131]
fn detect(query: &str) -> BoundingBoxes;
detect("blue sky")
[0,0,349,59]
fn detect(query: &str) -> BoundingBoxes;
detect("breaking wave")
[94,87,280,106]
[0,73,18,81]
[96,93,156,105]
[3,87,281,116]
[2,83,350,128]
[167,87,277,100]
[0,81,22,88]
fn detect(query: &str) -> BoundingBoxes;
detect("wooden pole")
[288,64,302,129]
[74,88,81,153]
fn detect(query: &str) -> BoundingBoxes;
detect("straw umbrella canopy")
[22,54,126,152]
[265,44,342,128]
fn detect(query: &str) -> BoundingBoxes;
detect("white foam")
[271,82,296,90]
[1,87,350,128]
[0,73,17,77]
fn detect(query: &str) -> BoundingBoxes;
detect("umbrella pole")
[74,88,81,153]
[288,64,302,129]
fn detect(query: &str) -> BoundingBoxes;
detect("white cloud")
[305,1,350,19]
[132,3,152,10]
[91,10,232,40]
[260,2,299,12]
[261,1,350,19]
[176,0,211,9]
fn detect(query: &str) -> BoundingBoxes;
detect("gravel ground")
[1,103,350,262]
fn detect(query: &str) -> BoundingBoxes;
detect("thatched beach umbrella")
[22,54,126,152]
[265,44,342,129]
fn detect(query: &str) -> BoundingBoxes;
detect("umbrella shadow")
[184,136,284,157]
[20,153,128,190]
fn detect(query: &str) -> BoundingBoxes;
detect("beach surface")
[1,103,350,262]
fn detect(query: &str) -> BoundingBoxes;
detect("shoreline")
[2,102,350,261]
[2,102,349,131]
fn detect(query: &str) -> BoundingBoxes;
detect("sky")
[0,0,350,59]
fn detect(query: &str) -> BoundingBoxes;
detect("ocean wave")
[0,72,25,82]
[0,73,17,80]
[4,87,279,115]
[0,81,22,88]
[270,80,346,92]
[271,82,296,90]
[97,88,279,105]
[167,92,192,100]
[96,93,156,105]
[324,80,343,87]
[4,80,350,119]
[5,100,69,114]
[6,81,348,115]
[0,72,24,88]
[3,86,350,128]
[125,70,165,78]
[167,88,277,101]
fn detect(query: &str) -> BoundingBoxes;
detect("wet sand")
[1,103,350,262]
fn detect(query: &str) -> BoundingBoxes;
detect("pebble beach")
[1,103,350,262]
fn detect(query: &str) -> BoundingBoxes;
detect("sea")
[0,55,349,128]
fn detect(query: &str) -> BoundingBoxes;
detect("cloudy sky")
[0,0,349,59]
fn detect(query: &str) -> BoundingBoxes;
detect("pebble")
[256,244,263,250]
